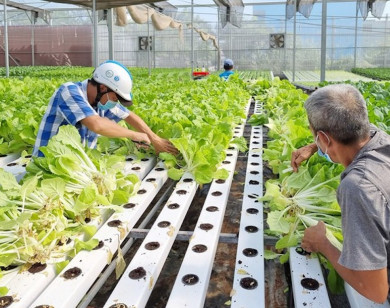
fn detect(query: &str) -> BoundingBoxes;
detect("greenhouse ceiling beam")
[174,0,356,6]
[43,0,166,10]
[0,0,51,23]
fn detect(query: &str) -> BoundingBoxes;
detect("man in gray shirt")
[291,84,390,303]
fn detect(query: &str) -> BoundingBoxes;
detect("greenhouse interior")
[0,0,390,307]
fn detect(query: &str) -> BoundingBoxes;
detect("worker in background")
[291,84,390,304]
[33,60,177,157]
[219,59,235,80]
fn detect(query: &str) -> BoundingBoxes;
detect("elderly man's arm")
[301,221,389,304]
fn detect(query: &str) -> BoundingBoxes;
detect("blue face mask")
[315,132,335,163]
[98,93,118,111]
[98,100,117,110]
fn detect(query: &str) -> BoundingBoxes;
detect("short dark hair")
[224,64,233,70]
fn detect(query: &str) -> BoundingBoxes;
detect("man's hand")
[152,137,178,156]
[291,143,317,172]
[130,132,151,150]
[301,221,328,253]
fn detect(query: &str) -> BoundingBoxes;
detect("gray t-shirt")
[337,126,390,283]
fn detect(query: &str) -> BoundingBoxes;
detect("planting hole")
[146,178,156,182]
[248,193,259,199]
[206,206,219,212]
[211,191,222,196]
[192,244,207,253]
[131,166,141,171]
[216,179,225,184]
[222,160,230,164]
[254,131,260,134]
[137,189,147,194]
[145,241,160,250]
[245,226,258,233]
[250,162,260,166]
[155,167,165,171]
[249,180,260,185]
[301,278,320,290]
[84,217,91,223]
[250,171,259,175]
[252,154,260,158]
[6,163,17,167]
[228,147,234,150]
[253,136,259,139]
[176,190,187,195]
[141,158,149,162]
[28,263,47,274]
[183,178,193,183]
[168,203,180,209]
[243,248,258,257]
[252,148,259,150]
[158,221,171,228]
[253,141,260,144]
[22,164,27,167]
[295,247,311,256]
[0,296,13,308]
[25,155,32,158]
[226,153,233,157]
[109,304,128,308]
[35,306,54,308]
[200,223,214,231]
[240,277,258,290]
[246,208,259,214]
[124,203,136,209]
[0,265,17,271]
[93,240,104,250]
[125,157,134,162]
[129,267,146,279]
[0,154,6,158]
[182,274,199,285]
[108,220,122,227]
[63,267,82,279]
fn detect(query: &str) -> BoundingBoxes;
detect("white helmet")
[93,60,133,104]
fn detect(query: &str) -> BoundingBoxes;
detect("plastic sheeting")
[358,0,388,20]
[115,5,218,50]
[214,0,244,28]
[286,0,318,19]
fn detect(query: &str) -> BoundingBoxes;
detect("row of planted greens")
[251,77,390,293]
[0,68,250,287]
[351,68,390,81]
[0,125,140,294]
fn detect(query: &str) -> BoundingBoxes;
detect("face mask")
[98,100,117,111]
[97,93,118,111]
[315,132,335,163]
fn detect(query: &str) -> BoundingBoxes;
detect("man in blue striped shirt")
[33,60,177,157]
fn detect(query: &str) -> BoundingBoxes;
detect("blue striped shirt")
[33,79,130,157]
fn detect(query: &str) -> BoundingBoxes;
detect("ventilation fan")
[269,33,285,49]
[138,36,152,51]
